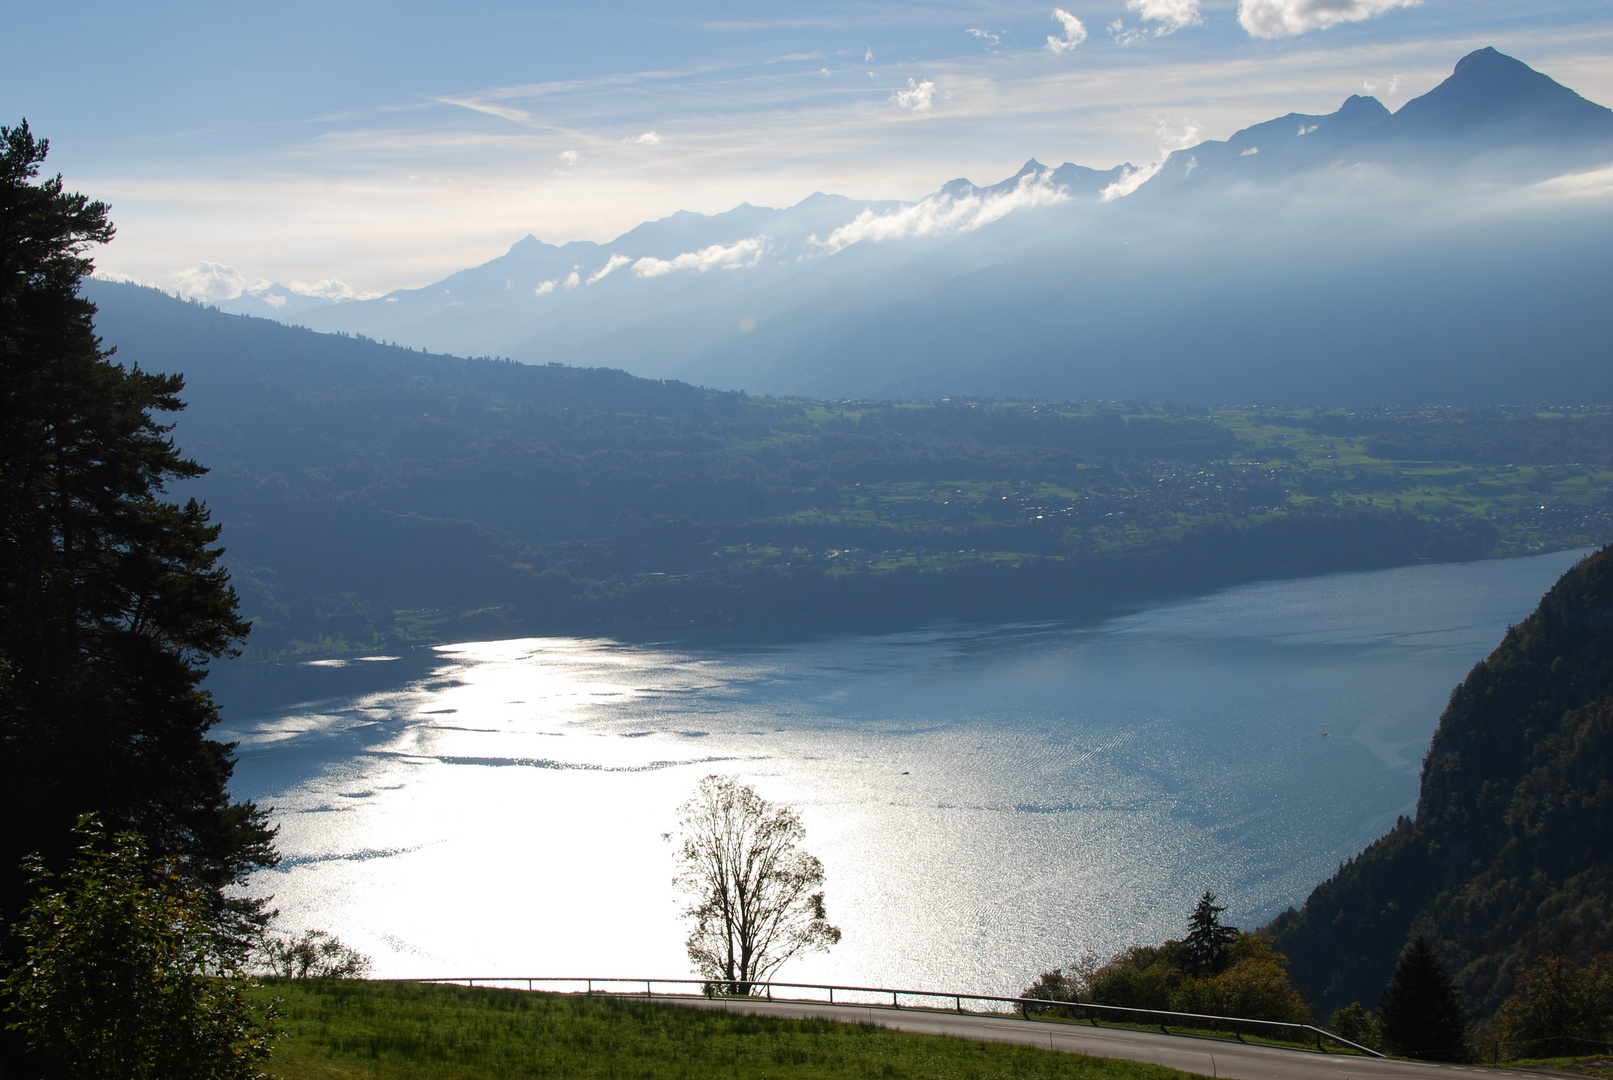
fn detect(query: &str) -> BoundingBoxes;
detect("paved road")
[639,995,1526,1080]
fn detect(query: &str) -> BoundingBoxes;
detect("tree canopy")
[0,120,275,940]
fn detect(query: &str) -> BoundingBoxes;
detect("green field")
[258,981,1207,1080]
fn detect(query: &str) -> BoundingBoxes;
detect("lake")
[217,549,1587,995]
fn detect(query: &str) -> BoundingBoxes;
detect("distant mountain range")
[182,48,1613,406]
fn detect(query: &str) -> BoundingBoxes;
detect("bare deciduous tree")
[669,775,841,995]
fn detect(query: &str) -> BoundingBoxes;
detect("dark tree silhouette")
[1379,937,1469,1061]
[1183,891,1239,976]
[0,120,276,944]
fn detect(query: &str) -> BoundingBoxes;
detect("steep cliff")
[1270,546,1613,1019]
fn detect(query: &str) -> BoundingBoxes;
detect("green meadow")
[258,981,1206,1080]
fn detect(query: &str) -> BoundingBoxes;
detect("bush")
[1089,945,1180,1011]
[1328,1002,1382,1050]
[1493,953,1613,1060]
[2,818,275,1079]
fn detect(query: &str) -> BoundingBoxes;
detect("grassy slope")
[259,981,1205,1080]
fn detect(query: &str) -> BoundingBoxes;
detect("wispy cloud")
[1046,9,1089,53]
[967,28,1004,52]
[632,131,661,145]
[1109,0,1202,46]
[1129,0,1204,35]
[558,150,581,166]
[534,279,557,295]
[632,236,769,277]
[1239,0,1420,39]
[813,168,1069,253]
[433,96,537,125]
[1532,163,1613,201]
[587,254,633,284]
[1100,118,1202,201]
[1108,20,1146,47]
[893,78,936,111]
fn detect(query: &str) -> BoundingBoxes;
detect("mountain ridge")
[182,47,1613,407]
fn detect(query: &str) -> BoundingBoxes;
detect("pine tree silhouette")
[1379,937,1469,1062]
[1183,891,1239,976]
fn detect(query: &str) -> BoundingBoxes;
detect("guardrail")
[411,975,1384,1058]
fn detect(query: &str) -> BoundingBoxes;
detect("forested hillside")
[89,280,1613,654]
[1269,545,1613,1020]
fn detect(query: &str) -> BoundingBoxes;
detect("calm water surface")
[218,550,1587,993]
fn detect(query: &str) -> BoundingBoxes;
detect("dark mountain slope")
[1269,545,1613,1019]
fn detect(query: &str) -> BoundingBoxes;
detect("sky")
[6,0,1612,297]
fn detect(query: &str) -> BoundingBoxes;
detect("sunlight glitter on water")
[223,550,1588,994]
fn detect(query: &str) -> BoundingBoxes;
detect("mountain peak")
[1453,45,1504,74]
[1388,46,1613,142]
[1337,94,1389,120]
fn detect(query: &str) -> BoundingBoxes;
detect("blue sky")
[6,0,1611,296]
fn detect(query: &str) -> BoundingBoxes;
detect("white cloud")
[558,150,581,165]
[1532,164,1613,200]
[1362,74,1401,97]
[562,271,580,289]
[285,277,368,300]
[1046,9,1088,53]
[893,78,936,111]
[812,168,1070,253]
[1100,118,1201,200]
[1241,146,1260,155]
[1128,0,1203,34]
[534,279,557,295]
[864,46,874,62]
[632,236,770,277]
[968,28,1003,52]
[1108,20,1146,46]
[1238,0,1419,39]
[586,254,634,284]
[1100,162,1162,200]
[632,131,661,145]
[173,261,264,302]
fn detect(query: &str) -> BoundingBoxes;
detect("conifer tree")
[1379,937,1469,1062]
[1183,891,1239,976]
[0,119,275,940]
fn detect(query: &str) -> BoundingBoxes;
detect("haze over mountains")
[191,48,1613,406]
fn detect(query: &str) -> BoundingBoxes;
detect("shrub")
[1328,1002,1382,1050]
[1494,953,1613,1060]
[2,818,275,1079]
